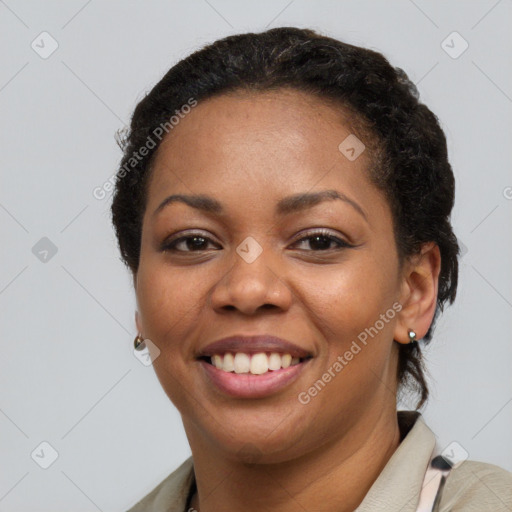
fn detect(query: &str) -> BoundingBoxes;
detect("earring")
[408,329,417,344]
[134,333,145,350]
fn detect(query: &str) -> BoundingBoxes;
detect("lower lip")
[199,359,310,399]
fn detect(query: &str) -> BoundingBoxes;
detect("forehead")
[158,88,359,146]
[147,88,373,195]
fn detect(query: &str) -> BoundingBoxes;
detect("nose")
[209,245,293,316]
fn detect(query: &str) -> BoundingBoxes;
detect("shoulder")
[439,459,512,511]
[125,457,195,512]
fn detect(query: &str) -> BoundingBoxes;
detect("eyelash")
[160,229,353,253]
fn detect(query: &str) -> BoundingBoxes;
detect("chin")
[193,407,312,463]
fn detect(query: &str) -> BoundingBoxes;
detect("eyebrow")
[152,189,368,221]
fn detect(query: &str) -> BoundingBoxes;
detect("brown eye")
[161,233,220,253]
[291,229,352,251]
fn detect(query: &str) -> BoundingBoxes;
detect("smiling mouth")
[199,352,312,376]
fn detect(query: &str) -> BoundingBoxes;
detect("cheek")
[305,254,398,334]
[136,258,204,351]
[136,260,205,408]
[301,252,400,394]
[295,276,397,423]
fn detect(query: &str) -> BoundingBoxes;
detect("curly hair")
[111,27,459,410]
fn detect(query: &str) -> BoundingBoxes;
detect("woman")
[111,27,512,511]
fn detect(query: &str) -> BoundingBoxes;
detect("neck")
[186,407,402,512]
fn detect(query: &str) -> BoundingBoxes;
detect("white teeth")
[234,353,250,373]
[250,353,269,375]
[223,352,235,372]
[268,352,282,370]
[209,352,303,375]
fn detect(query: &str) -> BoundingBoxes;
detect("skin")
[134,88,441,512]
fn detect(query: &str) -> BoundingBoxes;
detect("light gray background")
[1,0,511,510]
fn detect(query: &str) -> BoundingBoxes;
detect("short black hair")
[111,27,459,409]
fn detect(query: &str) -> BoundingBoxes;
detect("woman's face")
[135,89,407,462]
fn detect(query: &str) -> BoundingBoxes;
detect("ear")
[393,242,441,344]
[133,273,143,334]
[135,310,143,335]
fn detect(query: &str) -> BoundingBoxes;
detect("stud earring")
[408,329,417,344]
[134,333,145,350]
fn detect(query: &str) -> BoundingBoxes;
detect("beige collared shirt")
[126,411,512,511]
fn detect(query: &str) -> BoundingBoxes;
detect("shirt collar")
[355,411,437,512]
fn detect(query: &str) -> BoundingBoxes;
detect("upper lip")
[197,335,313,359]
